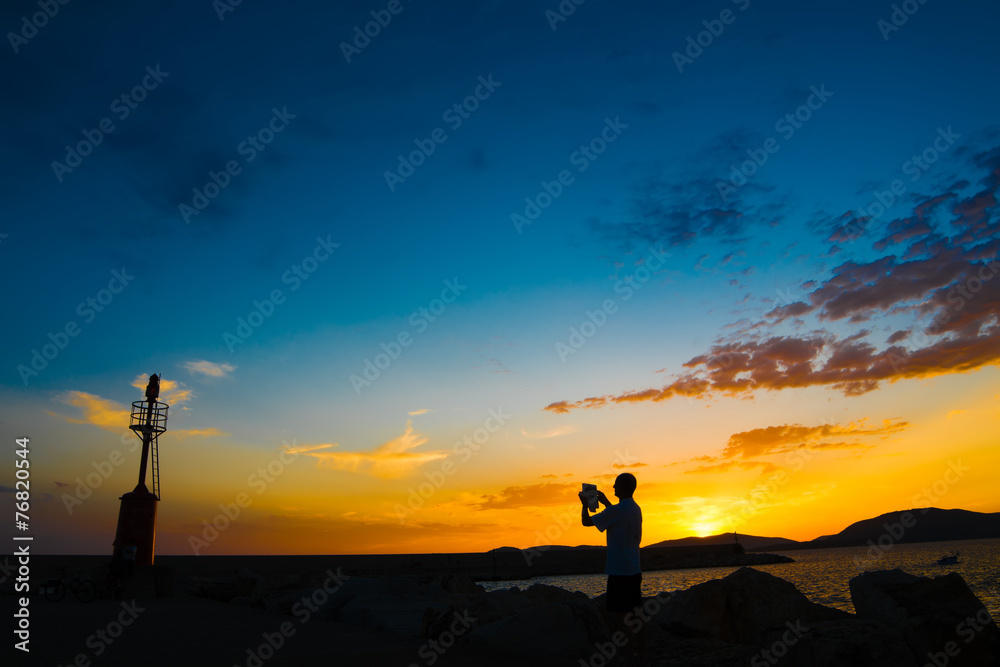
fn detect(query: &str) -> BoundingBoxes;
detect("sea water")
[479,538,1000,618]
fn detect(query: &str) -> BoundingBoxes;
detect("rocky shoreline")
[188,565,1000,666]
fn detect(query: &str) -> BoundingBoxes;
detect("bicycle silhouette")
[43,566,96,603]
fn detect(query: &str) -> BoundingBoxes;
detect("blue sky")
[2,0,1000,554]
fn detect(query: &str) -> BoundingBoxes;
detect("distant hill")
[499,508,998,554]
[646,533,801,551]
[608,508,997,553]
[786,508,1000,550]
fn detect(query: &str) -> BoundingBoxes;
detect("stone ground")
[24,593,557,667]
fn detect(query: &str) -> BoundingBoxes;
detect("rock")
[189,576,240,602]
[523,582,589,606]
[654,566,850,645]
[646,636,757,667]
[850,569,1000,666]
[253,572,307,597]
[427,573,484,596]
[761,618,916,666]
[318,575,421,618]
[229,595,263,609]
[338,594,447,637]
[261,587,316,615]
[467,602,599,660]
[234,568,260,597]
[468,587,539,626]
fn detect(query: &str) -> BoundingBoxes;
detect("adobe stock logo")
[223,236,339,352]
[339,0,414,63]
[511,116,628,234]
[716,84,833,202]
[51,65,170,182]
[350,278,467,394]
[383,76,501,192]
[877,0,929,41]
[17,268,134,385]
[7,0,71,54]
[180,107,296,224]
[672,0,752,73]
[555,246,668,362]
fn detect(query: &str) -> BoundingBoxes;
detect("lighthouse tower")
[113,374,168,566]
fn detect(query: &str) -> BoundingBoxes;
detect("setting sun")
[690,522,722,538]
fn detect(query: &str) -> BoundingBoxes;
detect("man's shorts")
[606,572,642,612]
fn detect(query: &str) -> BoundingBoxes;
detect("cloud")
[181,360,237,378]
[519,425,579,439]
[589,129,788,253]
[169,428,229,439]
[683,418,907,474]
[54,386,224,439]
[544,396,616,413]
[475,482,578,510]
[292,421,448,479]
[284,443,336,455]
[547,139,1000,413]
[408,409,433,416]
[612,461,647,469]
[886,329,910,344]
[720,419,907,459]
[685,460,781,475]
[52,391,129,431]
[768,250,969,324]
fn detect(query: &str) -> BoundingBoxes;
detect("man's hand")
[596,490,612,507]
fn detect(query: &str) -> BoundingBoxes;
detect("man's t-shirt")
[591,497,642,575]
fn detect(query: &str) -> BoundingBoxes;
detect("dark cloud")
[546,139,1000,413]
[886,329,910,344]
[590,129,785,252]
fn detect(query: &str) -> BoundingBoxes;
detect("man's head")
[613,473,637,499]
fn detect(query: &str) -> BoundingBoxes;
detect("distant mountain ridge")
[642,508,999,553]
[789,507,1000,550]
[645,533,799,551]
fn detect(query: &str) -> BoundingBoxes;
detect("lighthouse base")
[114,485,158,566]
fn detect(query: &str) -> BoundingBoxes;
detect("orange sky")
[10,365,999,556]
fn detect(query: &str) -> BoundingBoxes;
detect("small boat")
[936,551,960,565]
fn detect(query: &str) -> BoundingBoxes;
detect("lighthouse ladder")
[150,435,161,500]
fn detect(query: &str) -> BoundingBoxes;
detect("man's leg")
[607,574,646,665]
[625,573,647,665]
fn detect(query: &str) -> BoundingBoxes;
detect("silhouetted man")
[581,473,643,662]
